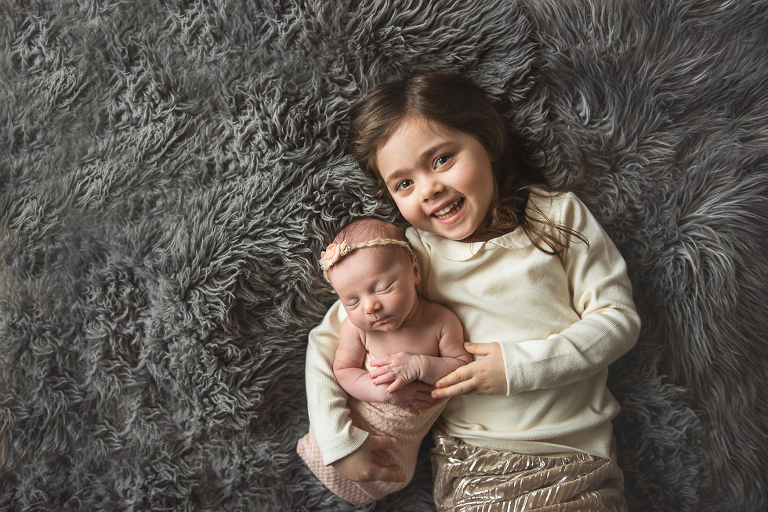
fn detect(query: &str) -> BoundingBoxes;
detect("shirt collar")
[417,227,530,261]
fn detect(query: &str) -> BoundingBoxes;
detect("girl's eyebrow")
[420,141,450,164]
[386,169,410,186]
[385,169,410,187]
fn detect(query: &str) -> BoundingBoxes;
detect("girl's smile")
[432,197,465,222]
[375,116,496,241]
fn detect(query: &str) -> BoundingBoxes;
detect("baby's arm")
[306,302,422,483]
[334,320,434,413]
[334,320,389,403]
[369,306,472,393]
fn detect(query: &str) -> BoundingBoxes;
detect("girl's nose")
[420,177,445,203]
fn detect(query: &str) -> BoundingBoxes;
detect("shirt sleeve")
[406,227,430,297]
[305,300,368,465]
[500,193,641,394]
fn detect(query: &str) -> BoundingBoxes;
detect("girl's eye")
[395,179,413,192]
[376,282,394,293]
[435,154,451,168]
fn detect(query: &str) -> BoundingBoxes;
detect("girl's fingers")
[361,439,406,481]
[408,395,434,411]
[431,379,475,398]
[433,366,476,398]
[386,380,403,393]
[435,366,469,389]
[375,465,406,483]
[463,342,494,355]
[368,435,397,450]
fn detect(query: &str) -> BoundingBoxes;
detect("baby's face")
[329,246,420,332]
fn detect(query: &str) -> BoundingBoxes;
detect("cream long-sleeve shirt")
[305,191,640,464]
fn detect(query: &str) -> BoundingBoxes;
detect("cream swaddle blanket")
[297,353,448,505]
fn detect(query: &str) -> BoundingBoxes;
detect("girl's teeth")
[435,199,461,219]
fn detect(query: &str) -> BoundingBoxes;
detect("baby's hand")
[385,381,435,415]
[370,352,422,393]
[432,342,507,398]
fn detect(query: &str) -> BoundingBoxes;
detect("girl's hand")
[431,342,507,398]
[385,381,436,415]
[331,435,406,483]
[369,352,421,393]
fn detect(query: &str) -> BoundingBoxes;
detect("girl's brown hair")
[347,70,585,255]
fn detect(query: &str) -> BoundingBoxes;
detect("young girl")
[303,71,641,511]
[297,218,471,505]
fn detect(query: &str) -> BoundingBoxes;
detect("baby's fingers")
[369,366,390,379]
[385,379,404,393]
[371,371,397,385]
[369,356,391,368]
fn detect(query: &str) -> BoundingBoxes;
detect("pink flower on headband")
[321,242,343,269]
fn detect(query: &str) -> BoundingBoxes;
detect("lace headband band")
[320,238,414,282]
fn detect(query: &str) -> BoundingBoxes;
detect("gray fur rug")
[2,0,767,510]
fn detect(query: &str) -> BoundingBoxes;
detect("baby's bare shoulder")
[338,317,365,344]
[421,299,461,328]
[419,300,465,356]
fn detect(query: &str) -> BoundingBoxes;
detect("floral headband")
[320,238,414,282]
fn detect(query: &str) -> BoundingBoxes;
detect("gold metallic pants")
[431,431,627,511]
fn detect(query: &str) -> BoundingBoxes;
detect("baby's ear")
[410,254,420,284]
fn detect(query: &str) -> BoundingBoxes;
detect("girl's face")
[375,116,496,241]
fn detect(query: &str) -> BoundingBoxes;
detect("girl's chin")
[428,212,476,240]
[431,218,479,241]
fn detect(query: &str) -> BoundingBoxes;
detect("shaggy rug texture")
[1,0,767,510]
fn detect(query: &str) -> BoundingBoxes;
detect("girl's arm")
[305,302,368,465]
[369,309,472,392]
[432,193,641,398]
[498,193,641,394]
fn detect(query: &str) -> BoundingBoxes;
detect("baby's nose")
[365,299,382,314]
